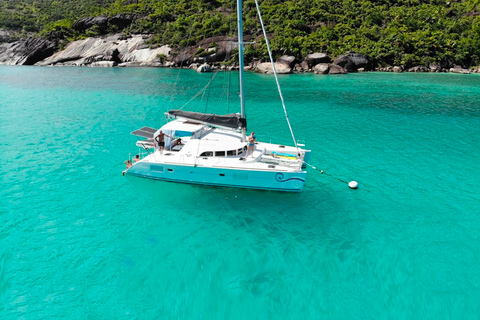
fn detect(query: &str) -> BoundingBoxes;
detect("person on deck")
[154,130,171,154]
[246,132,257,158]
[173,138,182,146]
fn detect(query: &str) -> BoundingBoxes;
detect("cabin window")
[174,130,193,137]
[237,148,243,155]
[227,150,236,156]
[200,151,213,157]
[215,151,226,157]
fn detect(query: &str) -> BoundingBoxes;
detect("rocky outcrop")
[312,63,347,74]
[4,28,475,75]
[174,36,244,66]
[327,64,347,74]
[37,34,171,67]
[197,63,212,73]
[304,53,331,69]
[393,66,403,73]
[72,14,136,34]
[449,65,471,74]
[0,29,17,43]
[276,55,296,68]
[313,63,329,74]
[0,37,55,65]
[407,65,429,72]
[333,52,369,72]
[255,62,291,74]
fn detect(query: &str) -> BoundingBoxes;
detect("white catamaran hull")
[126,161,306,192]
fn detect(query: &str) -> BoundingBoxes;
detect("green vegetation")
[1,0,480,68]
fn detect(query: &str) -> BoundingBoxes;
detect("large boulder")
[108,14,136,30]
[255,62,291,74]
[276,55,296,68]
[73,16,109,33]
[304,53,332,69]
[328,64,347,74]
[197,63,213,73]
[334,52,369,72]
[313,63,329,74]
[449,66,471,74]
[0,37,55,65]
[72,14,136,34]
[393,66,403,73]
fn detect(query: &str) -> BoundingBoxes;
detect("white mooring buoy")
[348,181,359,189]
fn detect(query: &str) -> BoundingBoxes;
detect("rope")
[254,0,299,154]
[303,161,350,184]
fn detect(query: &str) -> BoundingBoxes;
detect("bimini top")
[167,110,247,130]
[130,126,157,138]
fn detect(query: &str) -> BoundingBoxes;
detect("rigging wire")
[192,71,217,166]
[254,0,300,155]
[167,6,199,110]
[178,71,219,111]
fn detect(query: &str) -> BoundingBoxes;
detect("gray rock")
[0,29,17,43]
[176,36,242,66]
[449,66,471,74]
[304,53,331,68]
[90,61,116,67]
[328,64,347,74]
[37,34,171,67]
[407,65,429,72]
[429,64,441,72]
[255,62,291,74]
[0,37,55,65]
[73,16,109,33]
[300,61,309,71]
[72,14,136,34]
[393,66,403,73]
[293,63,304,73]
[333,55,355,72]
[277,55,296,68]
[334,52,369,72]
[313,63,329,74]
[197,63,212,73]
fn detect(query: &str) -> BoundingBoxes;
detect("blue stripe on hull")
[125,162,306,192]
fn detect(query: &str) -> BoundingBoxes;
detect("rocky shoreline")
[1,29,479,75]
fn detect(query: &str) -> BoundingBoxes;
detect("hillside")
[1,0,480,69]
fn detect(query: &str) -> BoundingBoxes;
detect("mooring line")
[303,161,358,189]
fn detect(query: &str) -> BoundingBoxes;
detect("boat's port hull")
[125,161,306,192]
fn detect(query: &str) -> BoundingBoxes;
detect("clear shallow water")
[0,66,479,319]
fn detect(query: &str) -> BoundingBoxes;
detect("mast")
[237,0,247,142]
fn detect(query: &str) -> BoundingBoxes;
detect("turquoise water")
[1,65,479,319]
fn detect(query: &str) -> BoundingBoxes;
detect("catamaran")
[123,0,311,192]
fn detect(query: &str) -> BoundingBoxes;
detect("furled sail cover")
[168,110,247,130]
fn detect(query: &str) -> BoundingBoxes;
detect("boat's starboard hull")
[125,161,306,192]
